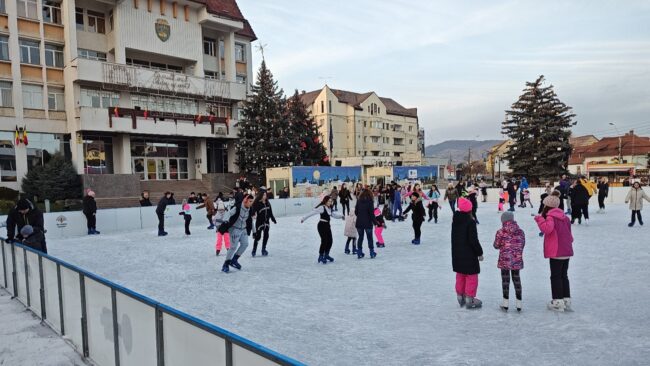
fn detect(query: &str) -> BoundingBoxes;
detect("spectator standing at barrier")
[197,194,216,229]
[20,225,47,253]
[140,190,152,206]
[339,183,352,217]
[169,192,176,205]
[156,192,172,236]
[219,194,254,273]
[82,189,100,235]
[279,186,290,199]
[188,192,199,204]
[6,198,46,250]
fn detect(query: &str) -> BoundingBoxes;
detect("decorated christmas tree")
[286,90,329,166]
[502,75,576,179]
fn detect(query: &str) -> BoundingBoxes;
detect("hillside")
[425,140,503,163]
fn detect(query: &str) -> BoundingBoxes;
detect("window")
[126,58,182,72]
[328,100,331,113]
[75,7,84,30]
[45,44,64,67]
[235,74,246,84]
[43,1,62,24]
[19,39,40,65]
[18,0,38,19]
[409,126,413,132]
[219,40,225,59]
[83,135,113,174]
[204,70,218,79]
[0,81,12,107]
[0,0,5,14]
[22,84,43,109]
[87,10,105,33]
[132,94,198,115]
[235,43,246,62]
[320,101,324,113]
[0,131,17,182]
[363,121,367,127]
[48,87,64,110]
[27,133,67,171]
[80,88,119,108]
[203,38,216,56]
[371,137,379,143]
[409,139,413,145]
[0,36,8,61]
[79,49,107,61]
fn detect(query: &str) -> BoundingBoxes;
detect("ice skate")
[357,251,365,259]
[547,299,565,312]
[628,222,634,227]
[563,298,573,312]
[516,300,522,312]
[412,239,421,245]
[215,250,220,256]
[221,261,230,273]
[251,250,256,257]
[262,249,269,256]
[500,298,509,312]
[345,248,350,255]
[457,295,466,307]
[325,254,334,262]
[465,297,482,309]
[369,251,377,259]
[229,255,242,270]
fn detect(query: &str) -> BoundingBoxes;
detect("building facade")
[300,86,421,169]
[486,140,512,181]
[0,0,255,190]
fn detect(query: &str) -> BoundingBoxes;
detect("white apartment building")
[300,86,422,168]
[0,0,255,190]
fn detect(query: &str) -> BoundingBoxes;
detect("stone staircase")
[140,180,214,203]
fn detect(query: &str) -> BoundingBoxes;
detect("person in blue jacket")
[391,186,404,222]
[518,177,529,208]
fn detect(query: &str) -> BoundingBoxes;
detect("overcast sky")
[237,0,650,145]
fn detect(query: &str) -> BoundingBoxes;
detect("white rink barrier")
[0,239,305,366]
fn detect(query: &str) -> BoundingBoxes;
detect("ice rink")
[48,203,650,365]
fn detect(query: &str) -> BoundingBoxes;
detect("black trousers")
[206,214,213,226]
[84,212,96,229]
[631,210,643,224]
[413,220,423,240]
[501,269,522,300]
[549,258,571,300]
[428,202,439,221]
[519,192,525,206]
[317,221,333,255]
[253,226,270,252]
[598,195,606,210]
[341,200,350,216]
[184,215,192,234]
[157,212,165,233]
[571,204,589,222]
[345,237,356,250]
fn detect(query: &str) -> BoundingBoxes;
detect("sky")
[236,0,650,145]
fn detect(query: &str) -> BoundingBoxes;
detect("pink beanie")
[457,197,472,213]
[374,207,381,216]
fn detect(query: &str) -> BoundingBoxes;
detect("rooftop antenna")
[255,43,268,61]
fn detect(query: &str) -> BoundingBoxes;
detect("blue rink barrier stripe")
[1,239,305,366]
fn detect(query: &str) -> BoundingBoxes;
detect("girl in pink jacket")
[493,211,525,312]
[534,195,574,312]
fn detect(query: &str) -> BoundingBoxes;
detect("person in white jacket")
[343,210,358,255]
[301,196,344,264]
[625,182,650,227]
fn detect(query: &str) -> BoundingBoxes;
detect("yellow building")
[486,140,512,180]
[299,86,422,169]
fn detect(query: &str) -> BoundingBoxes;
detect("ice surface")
[0,290,87,365]
[47,204,650,365]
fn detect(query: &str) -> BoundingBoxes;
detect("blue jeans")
[392,201,403,219]
[448,200,456,211]
[357,228,374,252]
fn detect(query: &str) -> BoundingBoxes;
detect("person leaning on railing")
[5,198,47,253]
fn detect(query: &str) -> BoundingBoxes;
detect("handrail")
[0,238,305,366]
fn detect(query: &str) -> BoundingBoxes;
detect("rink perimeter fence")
[0,238,305,366]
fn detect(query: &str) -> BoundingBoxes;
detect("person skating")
[522,189,533,208]
[452,197,484,309]
[403,192,426,245]
[20,225,47,253]
[493,211,525,312]
[355,189,378,259]
[6,198,47,253]
[467,186,480,224]
[343,209,358,255]
[179,199,192,235]
[156,192,173,236]
[140,190,152,206]
[479,180,488,203]
[196,193,216,229]
[251,191,277,257]
[597,178,609,213]
[391,186,404,221]
[625,182,650,227]
[506,179,517,212]
[444,183,458,211]
[301,196,344,264]
[498,188,507,212]
[213,195,230,256]
[330,186,339,211]
[569,179,590,225]
[535,195,574,312]
[374,207,387,248]
[339,183,352,217]
[218,194,254,273]
[518,177,529,207]
[427,185,441,223]
[82,189,100,235]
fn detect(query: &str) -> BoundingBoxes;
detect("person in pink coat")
[534,194,574,312]
[493,211,525,312]
[374,207,387,248]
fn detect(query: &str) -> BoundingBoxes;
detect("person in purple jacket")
[493,211,525,312]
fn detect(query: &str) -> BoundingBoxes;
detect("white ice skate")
[563,298,573,312]
[500,298,509,312]
[547,299,565,312]
[515,299,522,312]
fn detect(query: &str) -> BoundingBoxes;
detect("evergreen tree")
[502,75,576,179]
[21,155,82,201]
[236,61,301,177]
[286,90,329,166]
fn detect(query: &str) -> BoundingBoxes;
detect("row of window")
[0,36,64,67]
[76,7,112,34]
[362,120,413,132]
[126,58,183,72]
[363,136,411,145]
[203,38,247,62]
[10,0,62,24]
[0,81,64,110]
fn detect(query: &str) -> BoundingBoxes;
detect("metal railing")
[0,238,304,366]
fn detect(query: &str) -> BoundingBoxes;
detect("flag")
[143,109,148,119]
[195,114,202,123]
[22,126,28,146]
[15,126,19,145]
[113,107,119,117]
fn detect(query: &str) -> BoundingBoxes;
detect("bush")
[0,199,15,215]
[0,187,19,201]
[22,155,83,202]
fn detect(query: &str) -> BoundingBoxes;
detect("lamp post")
[609,122,622,163]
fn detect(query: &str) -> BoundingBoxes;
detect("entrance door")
[169,159,179,180]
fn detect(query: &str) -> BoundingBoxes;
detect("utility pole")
[468,146,472,180]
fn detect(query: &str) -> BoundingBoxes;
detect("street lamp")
[609,122,622,162]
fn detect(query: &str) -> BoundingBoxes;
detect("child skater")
[301,196,344,264]
[427,185,441,223]
[534,195,574,312]
[374,207,387,248]
[179,199,192,235]
[522,189,533,208]
[498,188,506,212]
[214,195,230,256]
[403,192,426,245]
[344,209,358,255]
[625,181,650,227]
[493,211,525,312]
[452,197,484,309]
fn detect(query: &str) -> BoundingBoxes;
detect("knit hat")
[501,211,514,223]
[16,198,32,211]
[87,190,96,197]
[20,225,34,237]
[543,195,560,208]
[457,197,472,213]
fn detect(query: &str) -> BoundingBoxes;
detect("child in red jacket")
[374,207,386,248]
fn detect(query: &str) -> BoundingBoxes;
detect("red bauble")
[313,137,319,143]
[323,156,330,162]
[300,141,307,150]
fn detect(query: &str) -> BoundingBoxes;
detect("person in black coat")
[339,183,352,217]
[140,191,152,206]
[403,192,426,244]
[597,178,609,212]
[467,188,479,225]
[82,190,100,235]
[6,199,46,250]
[156,192,173,236]
[251,191,277,257]
[506,180,517,212]
[20,225,47,253]
[451,197,484,309]
[569,181,590,224]
[355,189,377,259]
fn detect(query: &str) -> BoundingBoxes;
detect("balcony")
[77,107,238,139]
[72,58,247,101]
[197,8,244,31]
